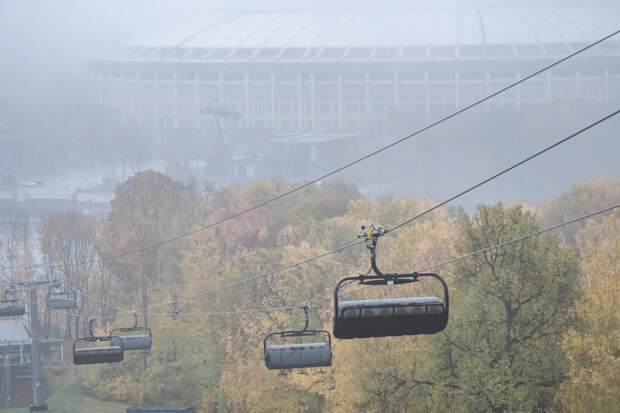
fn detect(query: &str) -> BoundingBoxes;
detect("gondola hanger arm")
[299,301,311,332]
[358,225,387,277]
[88,319,96,338]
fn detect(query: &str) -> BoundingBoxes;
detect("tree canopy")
[25,171,617,412]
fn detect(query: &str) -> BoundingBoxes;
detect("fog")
[0,1,619,410]
[0,0,618,214]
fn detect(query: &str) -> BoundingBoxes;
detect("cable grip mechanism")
[358,225,387,277]
[299,301,311,332]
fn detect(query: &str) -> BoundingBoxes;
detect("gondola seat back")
[265,342,332,369]
[47,298,77,310]
[111,334,152,351]
[73,345,124,365]
[334,296,447,338]
[0,301,26,317]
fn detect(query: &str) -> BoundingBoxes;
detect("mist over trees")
[0,171,610,411]
[0,1,618,410]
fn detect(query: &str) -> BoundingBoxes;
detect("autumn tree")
[78,174,620,412]
[0,206,32,282]
[326,202,461,413]
[38,211,98,338]
[101,170,190,329]
[83,171,195,400]
[555,213,619,412]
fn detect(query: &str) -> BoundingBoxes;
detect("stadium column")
[337,74,343,129]
[455,72,460,109]
[270,74,276,129]
[545,70,551,107]
[485,71,491,112]
[137,72,143,126]
[218,74,224,102]
[516,72,522,110]
[424,72,430,116]
[245,73,251,127]
[194,73,200,128]
[173,73,179,128]
[394,72,401,110]
[153,71,159,130]
[311,74,316,130]
[604,69,609,101]
[121,72,127,123]
[297,75,303,129]
[365,73,371,119]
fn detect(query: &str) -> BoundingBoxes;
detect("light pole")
[13,279,57,412]
[199,102,241,183]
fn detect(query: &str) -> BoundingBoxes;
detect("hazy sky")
[0,0,607,84]
[0,0,617,204]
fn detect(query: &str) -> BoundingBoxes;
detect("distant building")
[90,2,620,132]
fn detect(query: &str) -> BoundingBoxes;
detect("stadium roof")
[107,3,620,62]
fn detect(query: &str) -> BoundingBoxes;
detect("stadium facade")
[89,3,620,132]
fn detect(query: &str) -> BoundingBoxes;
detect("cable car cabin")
[265,341,332,370]
[73,336,124,365]
[333,272,449,339]
[0,300,26,317]
[46,296,77,310]
[263,303,332,370]
[111,331,152,351]
[110,317,152,351]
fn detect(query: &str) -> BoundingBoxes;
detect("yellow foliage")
[556,213,620,412]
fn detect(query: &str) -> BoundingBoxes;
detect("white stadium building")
[89,2,620,133]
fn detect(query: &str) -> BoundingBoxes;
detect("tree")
[38,212,98,338]
[0,206,31,282]
[542,176,620,243]
[101,170,189,330]
[83,171,195,402]
[555,213,619,412]
[430,204,580,412]
[348,204,581,412]
[326,204,461,413]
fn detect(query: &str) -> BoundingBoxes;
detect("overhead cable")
[144,203,618,319]
[386,109,620,232]
[111,29,620,258]
[2,29,617,273]
[113,109,619,316]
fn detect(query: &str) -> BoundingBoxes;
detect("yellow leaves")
[80,172,620,411]
[556,213,620,412]
[347,197,437,229]
[386,209,460,271]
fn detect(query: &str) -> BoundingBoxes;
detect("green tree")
[435,204,580,412]
[351,204,580,412]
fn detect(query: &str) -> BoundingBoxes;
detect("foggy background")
[0,0,618,215]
